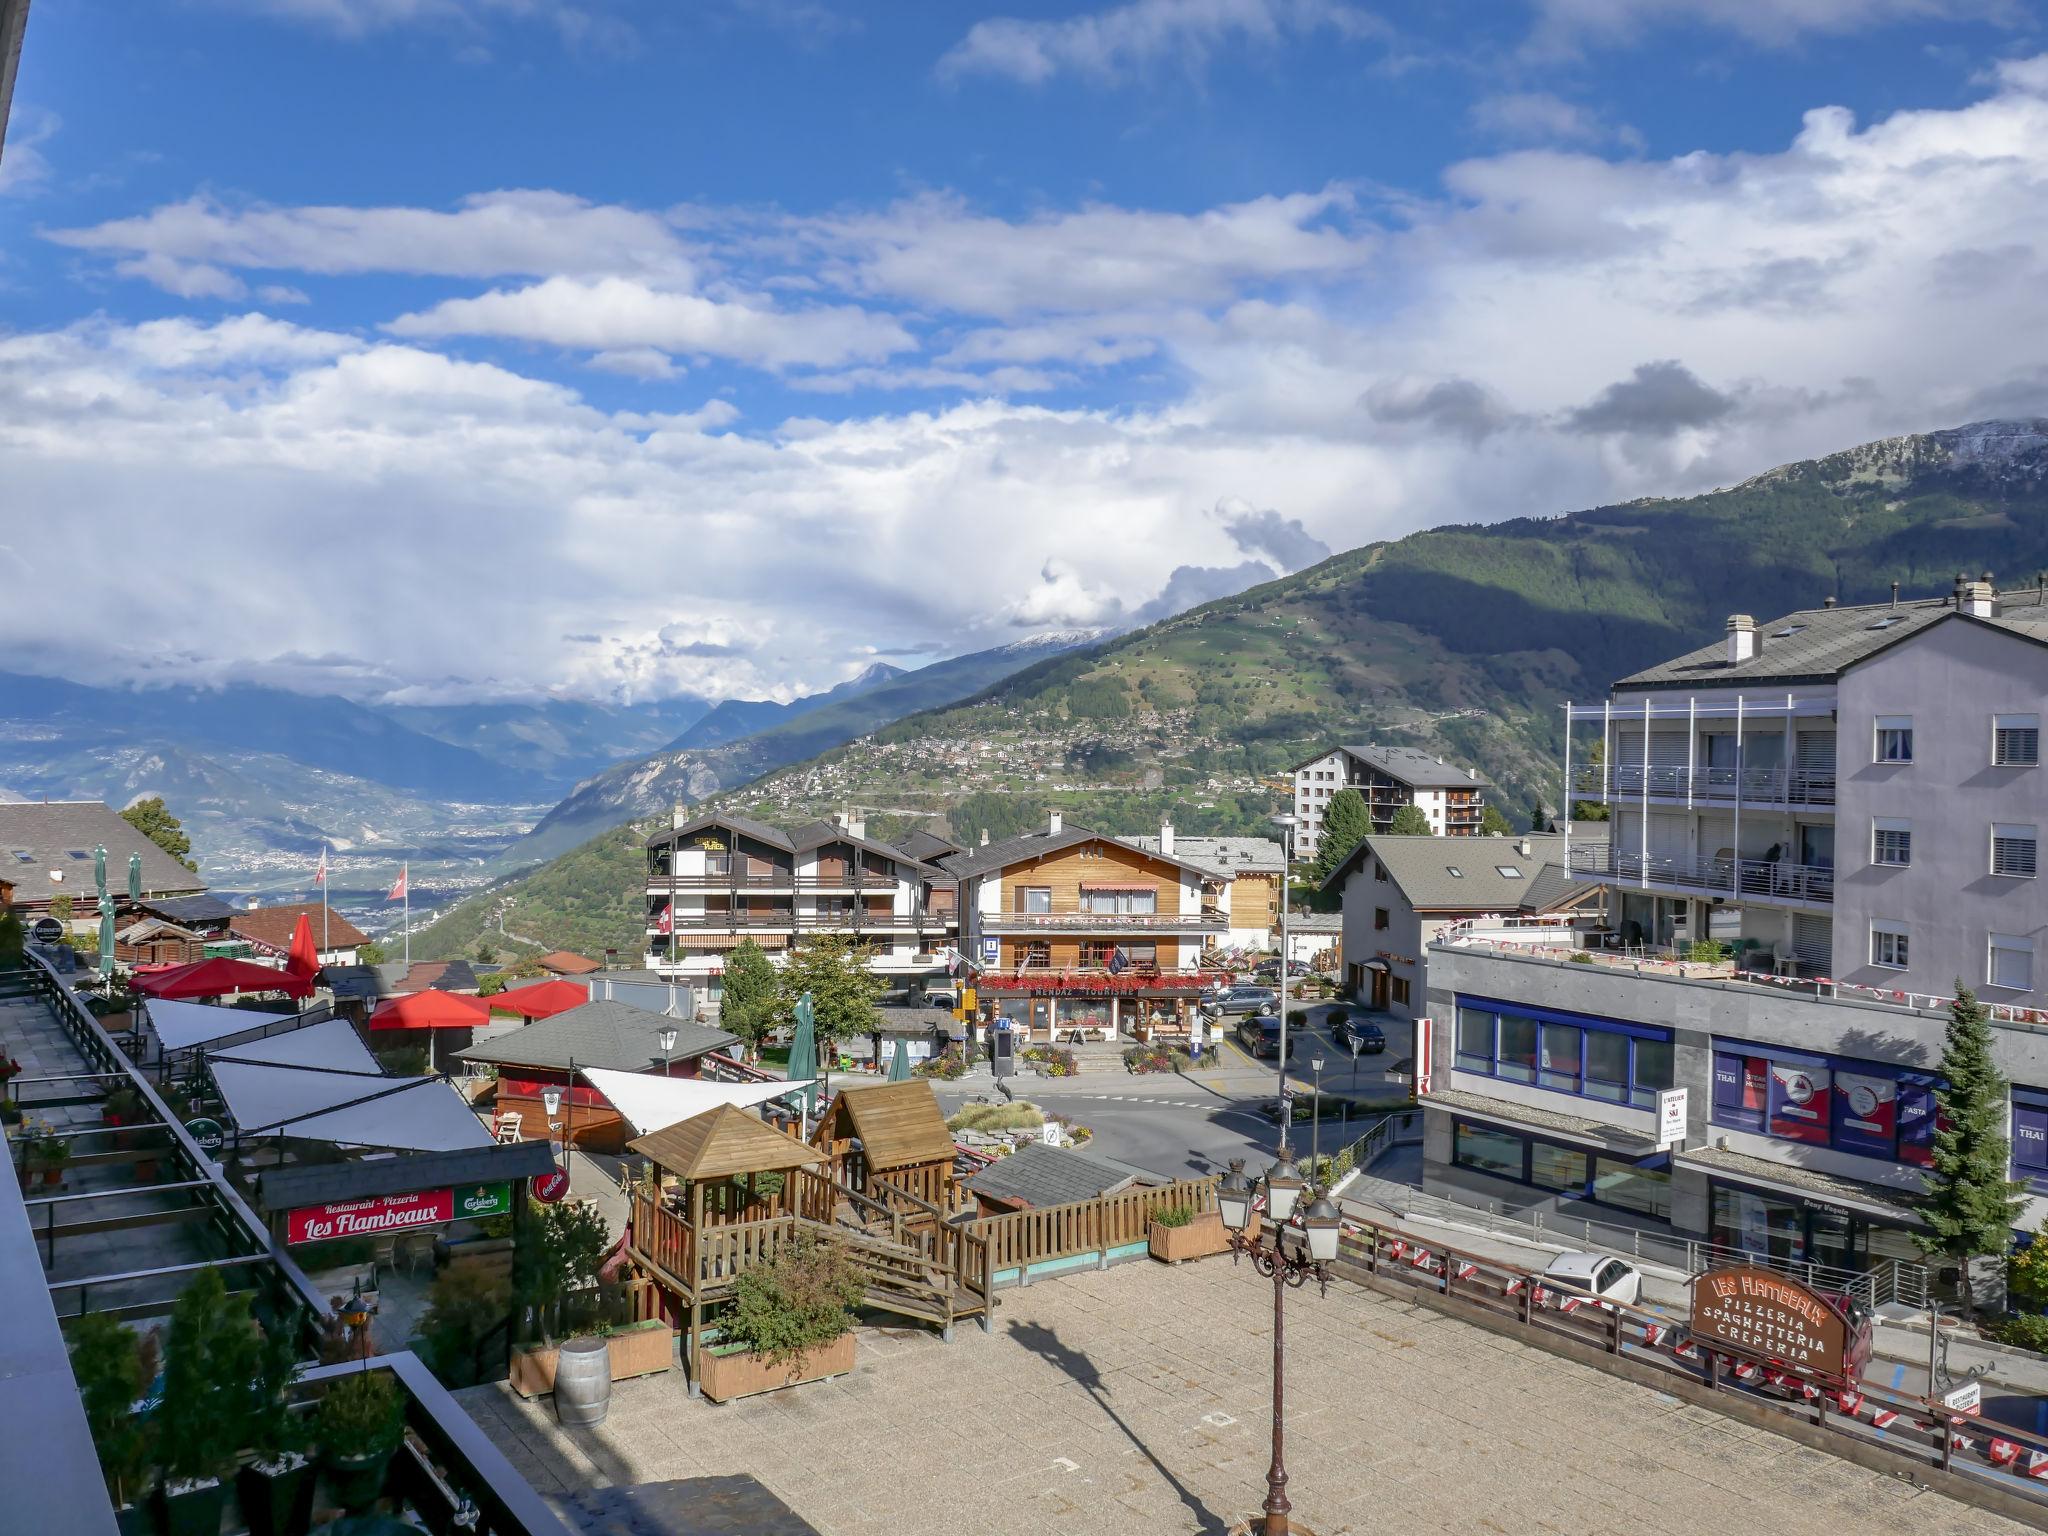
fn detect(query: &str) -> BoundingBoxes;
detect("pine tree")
[120,796,199,873]
[1916,983,2028,1313]
[1309,788,1373,887]
[1386,803,1431,837]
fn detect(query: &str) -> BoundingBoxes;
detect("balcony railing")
[644,870,900,891]
[981,912,1228,932]
[1570,764,1836,808]
[649,911,954,932]
[1569,845,1833,905]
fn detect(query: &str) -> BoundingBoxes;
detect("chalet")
[1121,822,1283,950]
[0,800,208,925]
[231,901,368,967]
[939,811,1227,1041]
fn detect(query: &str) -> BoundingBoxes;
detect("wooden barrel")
[554,1336,612,1427]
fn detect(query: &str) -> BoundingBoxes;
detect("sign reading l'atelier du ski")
[287,1183,511,1245]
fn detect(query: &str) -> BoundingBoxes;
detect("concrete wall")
[1836,617,2048,1007]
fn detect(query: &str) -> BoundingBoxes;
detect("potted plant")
[700,1234,861,1403]
[155,1270,262,1536]
[0,1054,21,1090]
[1148,1202,1232,1263]
[238,1322,315,1536]
[313,1370,404,1512]
[69,1313,154,1534]
[508,1201,608,1397]
[604,1314,676,1382]
[0,1097,19,1126]
[24,1120,71,1187]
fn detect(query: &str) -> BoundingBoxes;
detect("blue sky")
[3,0,2046,704]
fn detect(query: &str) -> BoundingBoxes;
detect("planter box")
[605,1320,674,1381]
[1149,1210,1231,1263]
[510,1343,558,1399]
[698,1332,855,1403]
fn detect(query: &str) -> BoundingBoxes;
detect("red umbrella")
[366,989,491,1031]
[485,979,589,1019]
[284,912,320,986]
[134,956,314,1001]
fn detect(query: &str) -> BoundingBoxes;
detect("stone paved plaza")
[458,1257,2038,1536]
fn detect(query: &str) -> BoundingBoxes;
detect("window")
[1081,888,1156,914]
[1452,997,1672,1108]
[64,849,90,862]
[1529,1144,1589,1193]
[1772,623,1808,638]
[1451,1123,1524,1179]
[1390,976,1412,1007]
[1583,1030,1630,1104]
[1995,714,2040,766]
[1496,1013,1537,1083]
[1712,1042,1940,1164]
[1374,907,1390,931]
[2016,1088,2048,1194]
[1539,1022,1582,1093]
[1874,715,1913,763]
[1374,863,1388,883]
[1020,887,1052,914]
[1870,922,1909,970]
[1494,865,1523,878]
[1021,941,1050,968]
[1446,866,1464,879]
[1872,819,1911,867]
[1991,933,2035,991]
[1867,615,1906,631]
[7,849,32,864]
[1455,1007,1496,1072]
[1592,1157,1671,1219]
[1993,824,2038,878]
[1450,1120,1672,1216]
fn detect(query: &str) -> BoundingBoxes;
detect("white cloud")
[385,275,915,371]
[0,108,59,198]
[1528,0,2012,47]
[938,0,1382,85]
[1470,91,1644,150]
[587,346,682,380]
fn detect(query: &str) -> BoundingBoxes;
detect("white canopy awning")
[208,1016,378,1074]
[211,1060,493,1153]
[148,996,325,1052]
[581,1066,810,1136]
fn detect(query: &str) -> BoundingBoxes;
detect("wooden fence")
[973,1177,1217,1276]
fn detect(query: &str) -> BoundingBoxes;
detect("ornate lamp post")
[658,1025,678,1077]
[1219,1155,1341,1536]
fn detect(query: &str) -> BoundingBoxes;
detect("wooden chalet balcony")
[981,911,1227,933]
[648,910,957,934]
[644,870,901,892]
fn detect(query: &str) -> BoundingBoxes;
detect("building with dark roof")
[1291,744,1490,857]
[0,800,208,923]
[230,901,369,966]
[1122,822,1284,948]
[536,949,601,976]
[640,809,958,987]
[963,1141,1145,1213]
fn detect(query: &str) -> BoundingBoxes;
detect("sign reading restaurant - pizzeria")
[287,1183,511,1245]
[1688,1266,1850,1379]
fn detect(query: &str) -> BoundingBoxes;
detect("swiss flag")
[656,904,673,935]
[389,865,408,901]
[314,846,328,885]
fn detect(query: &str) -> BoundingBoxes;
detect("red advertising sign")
[288,1188,451,1245]
[1414,1016,1434,1097]
[531,1167,570,1205]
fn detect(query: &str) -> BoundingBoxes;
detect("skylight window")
[1772,624,1807,638]
[1446,866,1464,878]
[9,850,33,864]
[1495,865,1523,878]
[1867,616,1905,630]
[66,849,91,861]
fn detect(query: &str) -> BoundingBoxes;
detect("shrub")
[1152,1204,1195,1229]
[913,1049,967,1080]
[946,1102,1044,1134]
[1124,1044,1176,1075]
[2012,1219,2048,1313]
[69,1314,153,1501]
[421,1269,512,1388]
[1988,1312,2048,1353]
[723,1234,863,1368]
[315,1369,405,1461]
[1568,951,1596,965]
[158,1268,263,1485]
[1686,940,1728,963]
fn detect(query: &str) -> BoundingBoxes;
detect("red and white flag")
[1454,1261,1478,1281]
[314,846,328,885]
[1869,1407,1898,1430]
[2024,1450,2048,1479]
[1835,1389,1862,1415]
[656,904,673,935]
[389,864,408,901]
[1988,1438,2021,1467]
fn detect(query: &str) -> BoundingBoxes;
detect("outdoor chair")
[493,1111,522,1143]
[1770,943,1797,977]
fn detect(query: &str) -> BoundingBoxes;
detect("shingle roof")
[965,1142,1141,1207]
[644,811,791,850]
[1121,835,1284,878]
[938,821,1221,882]
[1323,833,1585,909]
[323,964,390,1002]
[0,801,207,897]
[453,999,739,1073]
[136,894,244,925]
[1291,744,1488,788]
[538,950,601,975]
[230,902,369,953]
[385,959,478,994]
[1615,587,2048,691]
[629,1103,822,1180]
[819,1080,955,1171]
[893,829,964,864]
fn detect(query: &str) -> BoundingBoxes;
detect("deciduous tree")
[778,936,883,1056]
[1479,804,1513,836]
[720,938,780,1057]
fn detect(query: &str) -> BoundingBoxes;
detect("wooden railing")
[973,1177,1218,1273]
[630,1188,694,1289]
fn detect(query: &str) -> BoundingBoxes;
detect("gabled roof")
[938,821,1220,882]
[645,811,791,850]
[230,902,369,952]
[453,998,739,1073]
[1290,744,1489,789]
[0,801,208,897]
[538,950,601,975]
[386,959,479,994]
[1322,832,1587,911]
[893,829,964,864]
[1121,834,1284,879]
[964,1142,1142,1207]
[787,819,939,873]
[136,894,244,925]
[819,1080,954,1170]
[630,1103,822,1180]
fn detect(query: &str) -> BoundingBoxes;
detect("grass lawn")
[757,1046,792,1070]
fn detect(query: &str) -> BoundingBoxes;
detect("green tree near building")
[778,936,883,1059]
[719,939,780,1058]
[1479,804,1513,836]
[1917,984,2029,1314]
[1571,739,1610,823]
[475,941,499,965]
[1307,788,1373,888]
[357,939,388,965]
[49,892,74,927]
[1386,803,1432,837]
[120,796,198,873]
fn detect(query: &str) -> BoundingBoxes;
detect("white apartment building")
[1567,577,2048,1007]
[1290,744,1488,858]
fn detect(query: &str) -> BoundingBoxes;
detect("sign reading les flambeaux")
[287,1183,510,1245]
[1688,1265,1849,1378]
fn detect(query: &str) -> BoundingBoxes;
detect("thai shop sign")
[287,1182,510,1244]
[1688,1265,1849,1378]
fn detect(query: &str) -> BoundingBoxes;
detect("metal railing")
[644,871,901,891]
[1571,763,1837,807]
[982,913,1228,932]
[1570,845,1834,906]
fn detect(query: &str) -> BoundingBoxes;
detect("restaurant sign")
[287,1182,510,1245]
[1688,1265,1849,1378]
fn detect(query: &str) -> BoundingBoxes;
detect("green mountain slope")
[413,420,2048,965]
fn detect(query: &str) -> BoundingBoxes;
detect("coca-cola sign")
[288,1188,453,1245]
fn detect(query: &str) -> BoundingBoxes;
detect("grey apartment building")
[1415,578,2048,1284]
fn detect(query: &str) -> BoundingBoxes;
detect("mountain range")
[409,419,2048,964]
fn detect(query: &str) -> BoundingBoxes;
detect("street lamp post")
[658,1026,678,1078]
[1271,812,1297,1142]
[1219,1154,1341,1535]
[1310,1056,1324,1176]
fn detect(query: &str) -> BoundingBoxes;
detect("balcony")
[1570,764,1836,809]
[982,911,1228,934]
[644,870,900,893]
[649,910,956,933]
[1569,845,1833,906]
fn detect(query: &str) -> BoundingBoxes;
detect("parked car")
[1204,985,1278,1018]
[1538,1252,1643,1307]
[1253,958,1312,980]
[1333,1014,1386,1054]
[1236,1016,1296,1059]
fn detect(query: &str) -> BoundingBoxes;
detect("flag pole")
[321,842,330,960]
[402,863,410,971]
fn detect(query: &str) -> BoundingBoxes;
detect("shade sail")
[145,997,286,1052]
[368,988,491,1031]
[135,956,313,1001]
[211,1060,493,1152]
[581,1066,812,1137]
[208,1016,378,1074]
[485,979,590,1019]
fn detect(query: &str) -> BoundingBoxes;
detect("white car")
[1539,1252,1643,1307]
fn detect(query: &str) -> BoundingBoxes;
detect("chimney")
[1517,837,1532,858]
[1467,767,1477,779]
[1726,614,1757,664]
[1048,809,1063,836]
[1822,596,1836,609]
[1891,581,1900,608]
[1953,571,1969,605]
[846,810,866,840]
[671,801,686,830]
[1159,819,1175,857]
[1961,572,1997,618]
[979,828,989,847]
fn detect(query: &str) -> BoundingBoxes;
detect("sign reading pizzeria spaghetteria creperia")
[1688,1266,1849,1377]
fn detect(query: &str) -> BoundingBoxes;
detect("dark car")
[1335,1014,1387,1054]
[1253,958,1311,980]
[1204,985,1278,1018]
[1236,1015,1297,1059]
